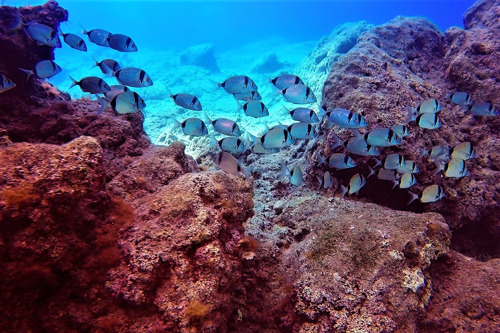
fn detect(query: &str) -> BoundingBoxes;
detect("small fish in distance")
[107,33,138,52]
[278,84,316,104]
[0,73,16,93]
[69,76,110,94]
[83,28,111,46]
[279,161,303,186]
[269,74,304,90]
[60,32,87,51]
[19,60,61,80]
[115,67,153,87]
[217,75,258,94]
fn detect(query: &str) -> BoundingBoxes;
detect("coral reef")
[319,0,499,260]
[0,0,498,332]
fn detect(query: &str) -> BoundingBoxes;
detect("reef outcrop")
[0,0,499,332]
[320,0,499,260]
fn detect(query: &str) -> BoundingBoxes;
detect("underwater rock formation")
[275,195,450,332]
[320,1,499,259]
[180,43,220,72]
[251,52,287,73]
[297,21,373,97]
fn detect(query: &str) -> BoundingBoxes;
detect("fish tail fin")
[372,157,382,169]
[91,56,99,68]
[243,166,253,181]
[367,166,376,179]
[433,159,446,175]
[18,67,33,81]
[209,79,221,92]
[246,132,258,146]
[79,23,88,36]
[316,152,326,166]
[68,76,78,89]
[405,106,417,123]
[330,133,342,149]
[317,176,324,188]
[406,192,418,205]
[203,111,212,125]
[282,104,290,115]
[235,99,242,112]
[165,86,173,98]
[278,161,289,181]
[96,95,108,115]
[419,147,429,157]
[209,132,217,148]
[390,178,399,190]
[351,129,362,140]
[317,106,326,118]
[340,185,348,199]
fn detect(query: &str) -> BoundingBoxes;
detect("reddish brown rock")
[107,171,254,332]
[268,194,451,332]
[419,251,500,332]
[318,3,500,260]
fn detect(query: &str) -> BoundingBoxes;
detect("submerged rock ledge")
[0,0,498,332]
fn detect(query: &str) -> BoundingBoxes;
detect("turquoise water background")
[6,0,476,156]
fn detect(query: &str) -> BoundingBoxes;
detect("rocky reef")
[0,1,498,333]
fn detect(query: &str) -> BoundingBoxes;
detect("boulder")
[180,43,220,72]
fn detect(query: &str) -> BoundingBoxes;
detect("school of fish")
[1,14,498,207]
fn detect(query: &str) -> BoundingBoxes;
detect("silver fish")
[0,73,15,93]
[270,74,304,90]
[61,33,87,51]
[395,173,417,189]
[94,58,121,75]
[260,127,294,149]
[215,151,251,180]
[110,91,145,114]
[115,67,153,87]
[383,153,405,170]
[450,142,475,160]
[279,161,303,186]
[175,118,208,136]
[448,91,472,106]
[417,98,442,114]
[416,113,441,130]
[285,106,320,123]
[251,142,280,154]
[325,108,368,128]
[469,102,498,117]
[103,85,130,102]
[170,92,202,111]
[346,138,380,156]
[408,185,445,204]
[207,116,240,136]
[424,145,450,163]
[218,75,257,94]
[107,33,138,52]
[288,123,316,140]
[361,128,402,147]
[26,22,61,48]
[318,171,333,189]
[444,158,468,178]
[390,124,410,138]
[327,153,356,169]
[69,76,110,94]
[397,160,419,174]
[218,137,247,154]
[19,60,61,80]
[377,168,399,181]
[233,90,261,101]
[279,84,316,104]
[83,28,111,46]
[239,100,269,118]
[342,173,366,196]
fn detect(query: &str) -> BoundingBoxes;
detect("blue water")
[15,0,474,52]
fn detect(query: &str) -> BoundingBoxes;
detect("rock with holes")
[106,171,253,332]
[273,194,450,332]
